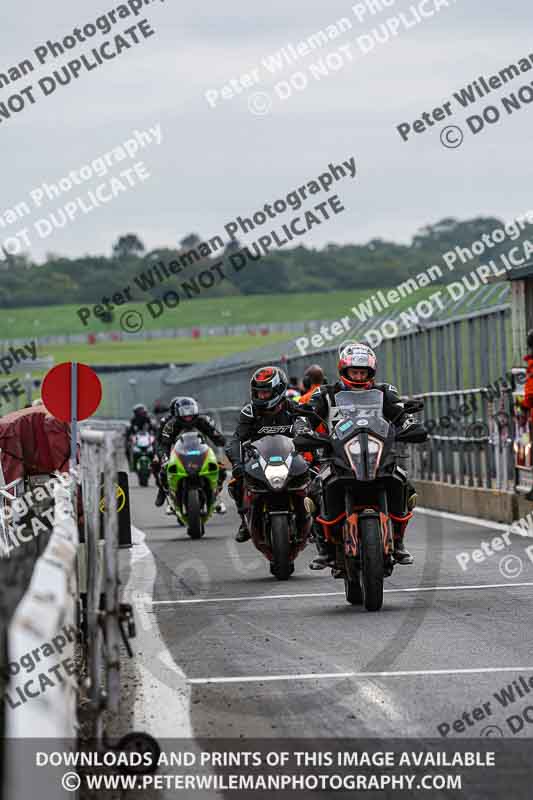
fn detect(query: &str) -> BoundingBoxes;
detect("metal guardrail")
[406,387,516,491]
[165,303,513,406]
[206,392,520,493]
[79,428,122,742]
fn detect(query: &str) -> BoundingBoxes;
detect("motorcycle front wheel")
[138,471,149,487]
[359,516,384,611]
[270,515,292,580]
[186,488,205,539]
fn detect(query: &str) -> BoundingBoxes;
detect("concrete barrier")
[414,480,520,524]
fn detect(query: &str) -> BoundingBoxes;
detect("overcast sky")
[1,0,532,263]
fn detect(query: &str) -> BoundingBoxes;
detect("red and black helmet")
[338,343,377,389]
[250,366,288,412]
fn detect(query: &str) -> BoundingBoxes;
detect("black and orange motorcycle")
[296,390,426,611]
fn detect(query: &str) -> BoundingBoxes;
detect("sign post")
[70,361,78,471]
[42,363,103,507]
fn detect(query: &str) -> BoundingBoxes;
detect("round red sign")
[41,362,102,422]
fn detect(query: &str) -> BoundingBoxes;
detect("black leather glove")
[397,418,428,443]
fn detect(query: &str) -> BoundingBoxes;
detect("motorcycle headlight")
[264,464,289,490]
[344,436,383,480]
[366,437,382,477]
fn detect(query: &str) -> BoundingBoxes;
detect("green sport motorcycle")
[165,431,220,538]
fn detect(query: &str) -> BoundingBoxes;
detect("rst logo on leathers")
[256,425,293,435]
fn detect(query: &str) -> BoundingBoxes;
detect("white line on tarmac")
[417,506,533,536]
[123,526,193,737]
[187,666,533,686]
[150,581,533,606]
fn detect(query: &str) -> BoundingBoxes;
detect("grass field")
[0,289,419,339]
[35,333,291,367]
[2,283,508,368]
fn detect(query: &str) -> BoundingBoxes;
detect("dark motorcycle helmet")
[175,397,199,424]
[133,403,149,417]
[250,366,288,413]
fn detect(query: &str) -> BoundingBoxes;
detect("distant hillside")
[0,216,529,308]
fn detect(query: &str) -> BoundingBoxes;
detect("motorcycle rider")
[227,365,319,542]
[304,343,425,567]
[127,404,156,437]
[154,397,227,509]
[155,396,183,445]
[126,404,156,464]
[298,364,325,405]
[152,396,183,512]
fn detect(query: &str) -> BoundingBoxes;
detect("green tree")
[112,234,145,260]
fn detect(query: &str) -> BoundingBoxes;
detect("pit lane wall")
[412,481,533,525]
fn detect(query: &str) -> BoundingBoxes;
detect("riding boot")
[235,512,250,542]
[390,512,414,565]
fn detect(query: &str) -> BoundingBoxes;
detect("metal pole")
[70,362,78,469]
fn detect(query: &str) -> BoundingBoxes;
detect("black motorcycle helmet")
[250,366,288,414]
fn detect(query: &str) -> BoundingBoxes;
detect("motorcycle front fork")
[341,491,395,576]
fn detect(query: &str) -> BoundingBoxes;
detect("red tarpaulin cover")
[0,405,71,485]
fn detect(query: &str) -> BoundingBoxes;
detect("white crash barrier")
[5,480,79,739]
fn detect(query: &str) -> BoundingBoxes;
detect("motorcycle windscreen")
[253,434,295,463]
[252,435,295,490]
[173,431,208,471]
[333,390,390,439]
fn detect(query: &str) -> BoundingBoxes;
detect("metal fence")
[406,386,516,491]
[79,428,122,742]
[207,380,519,493]
[0,319,338,349]
[165,304,513,407]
